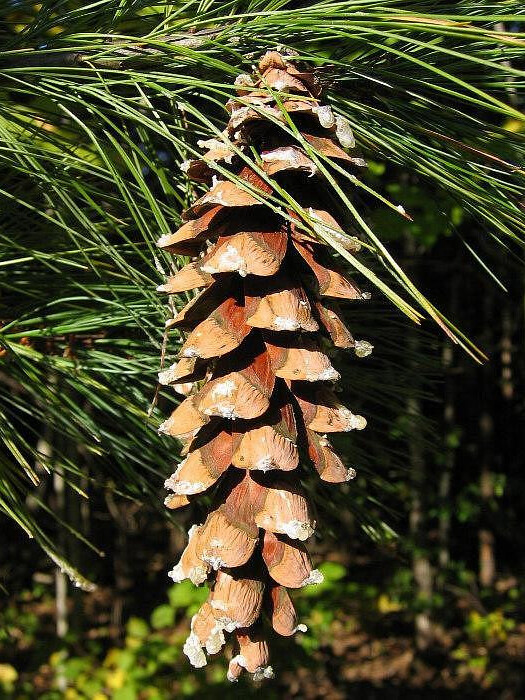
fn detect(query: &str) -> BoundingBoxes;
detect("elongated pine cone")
[156,51,373,681]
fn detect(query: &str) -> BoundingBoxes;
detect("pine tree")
[1,3,523,674]
[157,50,374,680]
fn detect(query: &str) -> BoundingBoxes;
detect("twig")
[0,27,230,70]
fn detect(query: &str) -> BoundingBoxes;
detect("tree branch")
[0,28,230,70]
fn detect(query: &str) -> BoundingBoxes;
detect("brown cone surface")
[159,50,371,681]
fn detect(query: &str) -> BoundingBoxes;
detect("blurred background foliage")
[0,1,524,697]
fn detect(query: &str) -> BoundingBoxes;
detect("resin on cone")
[157,49,372,681]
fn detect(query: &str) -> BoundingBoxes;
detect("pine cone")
[157,50,372,681]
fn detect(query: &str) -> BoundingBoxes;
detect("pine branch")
[0,0,522,593]
[0,28,230,69]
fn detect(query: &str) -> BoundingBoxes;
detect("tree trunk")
[408,387,434,651]
[478,292,496,589]
[478,412,496,588]
[438,341,455,571]
[405,237,434,651]
[438,277,459,574]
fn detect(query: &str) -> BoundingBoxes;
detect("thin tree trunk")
[438,278,459,573]
[53,467,69,641]
[405,237,434,651]
[500,307,514,401]
[404,235,434,651]
[408,387,434,651]
[48,372,70,649]
[478,293,496,589]
[438,341,455,571]
[53,467,68,694]
[479,439,496,588]
[105,492,135,638]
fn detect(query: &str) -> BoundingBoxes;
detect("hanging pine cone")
[156,50,373,681]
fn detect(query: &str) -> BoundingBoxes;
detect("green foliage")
[0,664,18,695]
[6,580,272,699]
[167,579,209,612]
[3,557,525,696]
[450,608,518,686]
[465,610,515,645]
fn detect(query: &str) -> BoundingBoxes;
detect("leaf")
[126,618,149,640]
[168,581,208,610]
[150,604,175,630]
